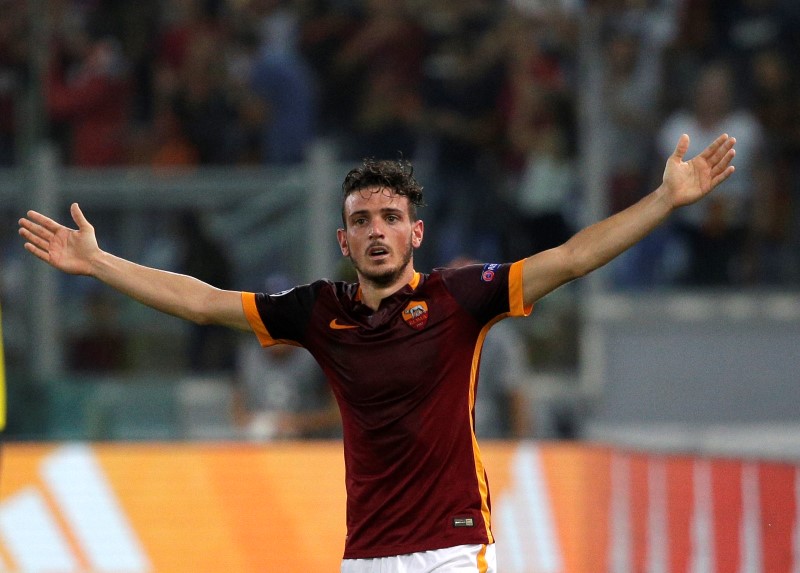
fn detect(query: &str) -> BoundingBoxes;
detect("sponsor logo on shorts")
[452,517,475,527]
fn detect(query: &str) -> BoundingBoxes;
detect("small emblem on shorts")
[452,517,475,528]
[481,263,500,282]
[402,300,429,330]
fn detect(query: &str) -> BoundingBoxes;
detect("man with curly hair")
[19,134,735,572]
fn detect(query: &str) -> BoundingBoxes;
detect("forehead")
[343,186,410,215]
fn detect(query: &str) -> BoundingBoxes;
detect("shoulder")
[434,262,513,286]
[253,278,352,311]
[433,262,523,318]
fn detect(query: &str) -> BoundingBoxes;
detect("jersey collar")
[354,271,421,302]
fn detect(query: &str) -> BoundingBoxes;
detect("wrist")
[88,248,112,279]
[653,184,678,213]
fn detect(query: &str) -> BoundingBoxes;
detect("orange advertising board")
[0,442,797,572]
[0,443,349,572]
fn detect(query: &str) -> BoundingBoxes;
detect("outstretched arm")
[521,133,736,305]
[19,203,250,330]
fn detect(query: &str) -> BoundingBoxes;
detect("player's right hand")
[18,202,99,276]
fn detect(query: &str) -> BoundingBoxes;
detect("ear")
[337,228,350,256]
[411,219,424,248]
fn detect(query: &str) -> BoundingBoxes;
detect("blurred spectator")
[297,1,359,138]
[415,2,507,267]
[506,125,576,261]
[498,8,573,171]
[600,20,664,213]
[661,0,718,116]
[331,0,426,160]
[0,2,26,166]
[152,0,245,164]
[748,48,800,283]
[596,7,672,288]
[715,0,800,74]
[67,290,129,373]
[233,342,340,440]
[657,61,768,286]
[147,101,201,167]
[246,0,318,164]
[232,274,340,440]
[170,36,246,164]
[47,15,132,166]
[175,210,237,371]
[4,0,797,291]
[498,10,577,261]
[475,319,532,439]
[152,0,226,83]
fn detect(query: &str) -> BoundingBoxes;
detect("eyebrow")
[348,207,405,219]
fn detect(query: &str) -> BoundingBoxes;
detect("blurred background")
[0,0,799,453]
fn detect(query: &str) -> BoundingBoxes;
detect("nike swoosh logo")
[329,319,358,330]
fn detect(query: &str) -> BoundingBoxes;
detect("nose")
[368,223,384,239]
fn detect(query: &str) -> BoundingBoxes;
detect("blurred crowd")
[1,0,799,288]
[3,0,800,440]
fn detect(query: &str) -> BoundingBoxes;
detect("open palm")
[18,203,99,276]
[662,133,736,208]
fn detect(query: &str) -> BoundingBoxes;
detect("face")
[337,187,423,287]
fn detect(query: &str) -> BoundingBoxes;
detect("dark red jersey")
[242,261,531,559]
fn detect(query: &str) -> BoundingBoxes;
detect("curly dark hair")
[341,157,425,226]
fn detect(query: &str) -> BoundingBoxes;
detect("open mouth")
[367,245,390,259]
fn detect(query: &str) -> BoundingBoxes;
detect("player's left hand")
[662,133,736,209]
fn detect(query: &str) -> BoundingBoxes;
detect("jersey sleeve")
[440,260,533,325]
[241,282,321,347]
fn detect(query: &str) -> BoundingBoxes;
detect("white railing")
[6,142,346,380]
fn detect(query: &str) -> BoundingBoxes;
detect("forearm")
[565,184,674,277]
[522,184,675,304]
[523,133,736,305]
[90,250,247,329]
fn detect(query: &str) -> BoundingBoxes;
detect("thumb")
[672,134,690,162]
[70,202,91,229]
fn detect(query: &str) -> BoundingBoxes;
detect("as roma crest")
[402,300,429,330]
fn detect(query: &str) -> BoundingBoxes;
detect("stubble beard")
[350,236,414,288]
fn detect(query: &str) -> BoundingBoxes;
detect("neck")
[358,265,416,311]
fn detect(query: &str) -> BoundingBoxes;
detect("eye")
[386,214,400,223]
[353,217,367,226]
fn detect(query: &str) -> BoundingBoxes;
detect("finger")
[23,241,52,263]
[711,165,736,188]
[18,226,52,252]
[70,202,91,229]
[710,148,736,178]
[700,133,730,161]
[18,216,55,241]
[25,210,64,234]
[707,135,735,166]
[672,133,690,161]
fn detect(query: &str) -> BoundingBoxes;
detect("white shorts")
[341,544,496,573]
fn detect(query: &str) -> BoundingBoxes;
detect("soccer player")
[18,133,735,572]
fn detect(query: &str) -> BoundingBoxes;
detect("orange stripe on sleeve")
[509,260,533,317]
[240,292,276,347]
